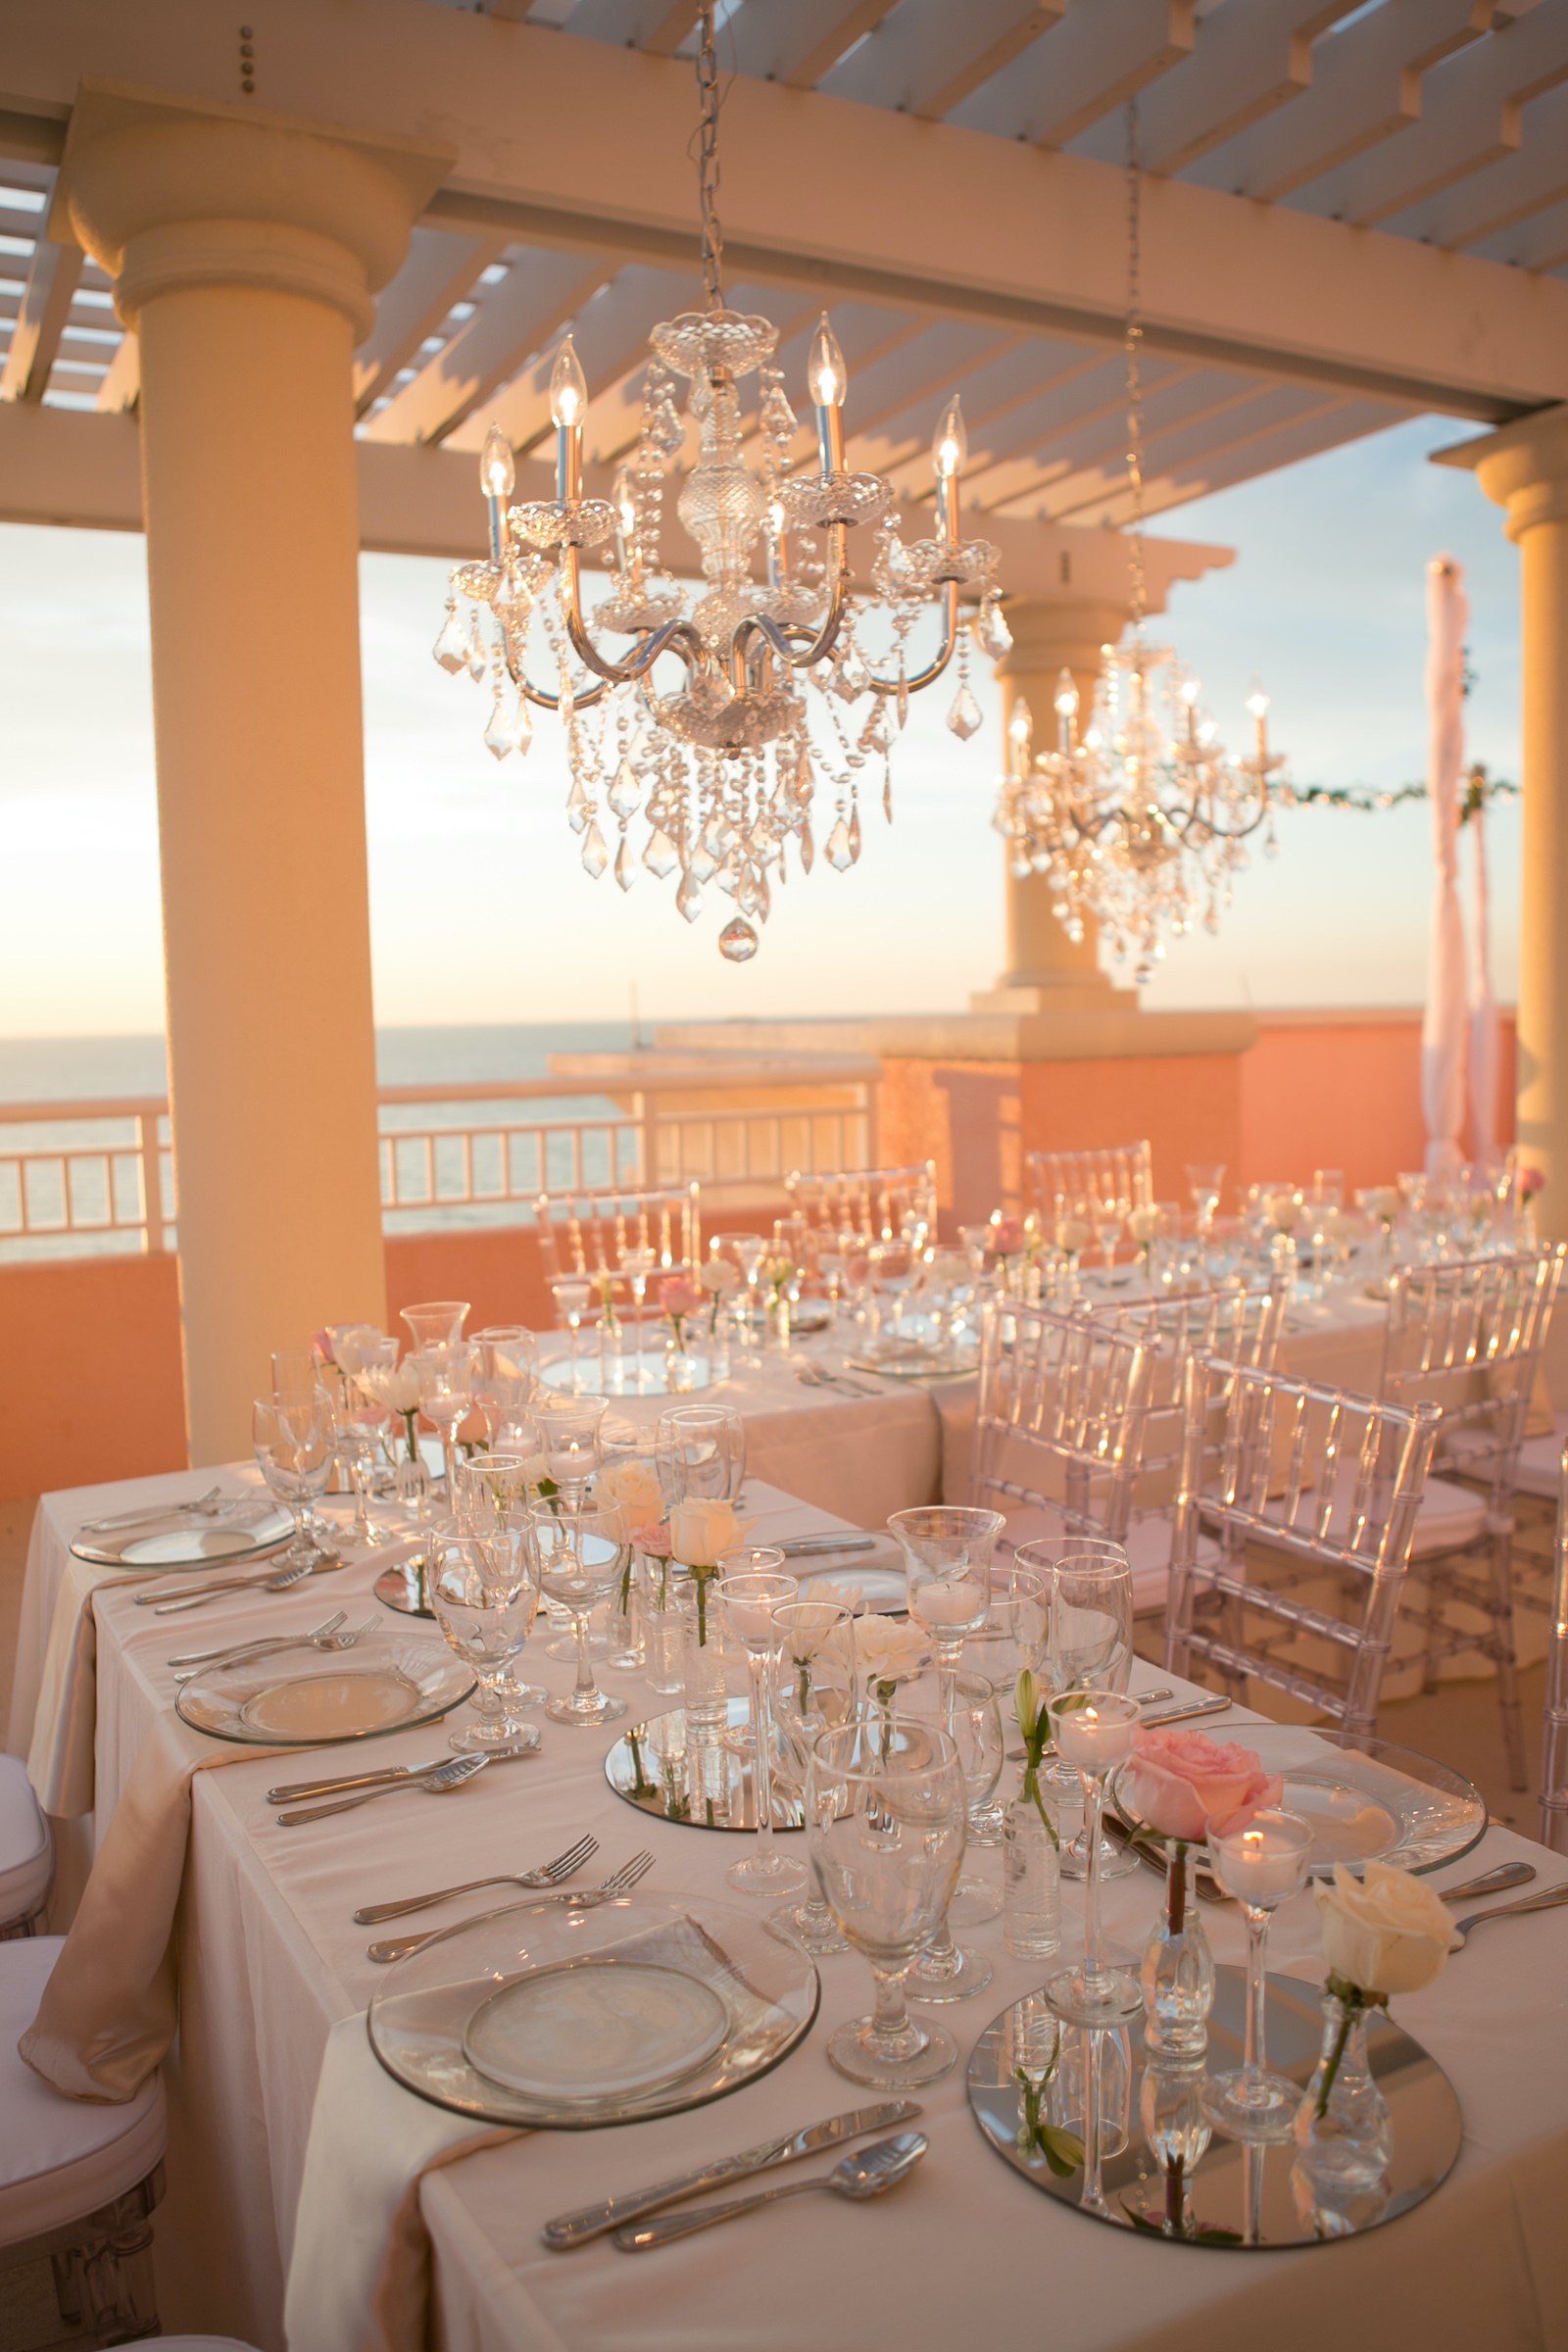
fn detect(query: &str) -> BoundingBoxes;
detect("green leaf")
[1039,2127,1084,2178]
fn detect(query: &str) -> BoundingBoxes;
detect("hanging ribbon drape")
[1421,557,1469,1175]
[1468,788,1500,1170]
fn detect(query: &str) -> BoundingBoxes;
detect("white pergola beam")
[561,0,703,59]
[352,224,508,414]
[952,0,1197,150]
[1472,186,1568,274]
[0,233,79,401]
[1299,0,1568,227]
[359,249,612,446]
[1387,78,1568,250]
[93,322,137,411]
[1071,0,1362,177]
[722,1,896,92]
[823,1,1066,122]
[1183,0,1497,205]
[1020,395,1400,523]
[440,263,700,459]
[8,2,1568,422]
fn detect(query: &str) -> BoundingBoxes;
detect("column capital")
[1434,403,1568,544]
[996,595,1132,685]
[51,80,452,338]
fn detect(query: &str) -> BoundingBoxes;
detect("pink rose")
[1120,1727,1283,1842]
[845,1252,871,1287]
[991,1217,1024,1255]
[1520,1165,1546,1197]
[630,1518,672,1556]
[311,1329,336,1367]
[659,1276,704,1316]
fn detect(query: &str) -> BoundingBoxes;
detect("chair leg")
[1487,1532,1529,1793]
[1419,1566,1443,1696]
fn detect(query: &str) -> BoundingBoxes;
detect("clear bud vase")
[1140,1842,1216,2060]
[1003,1769,1062,1959]
[1291,1986,1395,2237]
[707,1316,732,1385]
[664,1333,700,1393]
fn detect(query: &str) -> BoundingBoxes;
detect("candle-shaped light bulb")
[479,421,514,500]
[1008,696,1034,751]
[1179,675,1200,708]
[613,466,635,538]
[550,335,587,428]
[768,498,786,538]
[1246,686,1270,720]
[1054,669,1079,719]
[931,394,967,480]
[807,315,848,408]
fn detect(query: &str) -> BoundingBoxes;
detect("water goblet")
[529,1501,628,1727]
[470,1326,539,1446]
[1042,1690,1144,2027]
[252,1394,334,1565]
[411,1342,477,1501]
[455,1446,549,1704]
[655,1403,747,1512]
[429,1529,541,1753]
[889,1505,1004,1736]
[768,1599,854,1952]
[716,1556,807,1899]
[806,1717,968,2087]
[896,1670,1004,1996]
[1201,1809,1315,2140]
[400,1299,469,1350]
[534,1392,607,1511]
[720,1232,767,1356]
[1186,1162,1226,1237]
[867,1239,917,1344]
[550,1278,593,1394]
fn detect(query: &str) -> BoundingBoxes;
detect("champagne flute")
[455,1446,548,1704]
[716,1556,806,1898]
[252,1394,334,1565]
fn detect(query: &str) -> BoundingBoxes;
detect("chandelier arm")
[500,636,611,714]
[860,579,961,695]
[770,525,854,670]
[558,544,705,685]
[1167,800,1273,847]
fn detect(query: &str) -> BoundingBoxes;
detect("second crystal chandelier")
[435,6,1005,960]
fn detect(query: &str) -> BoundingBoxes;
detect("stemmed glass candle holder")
[528,1501,629,1727]
[1044,1690,1144,2027]
[411,1343,477,1501]
[470,1327,539,1446]
[889,1505,1004,1733]
[550,1278,593,1393]
[1032,1539,1138,1882]
[1202,1809,1314,2139]
[726,1233,767,1356]
[716,1556,807,1898]
[400,1299,470,1350]
[806,1718,968,2088]
[535,1392,607,1510]
[252,1395,334,1565]
[1186,1163,1226,1237]
[768,1599,854,1953]
[618,1247,659,1388]
[429,1530,541,1753]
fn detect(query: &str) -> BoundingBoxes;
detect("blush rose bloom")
[1121,1727,1283,1841]
[659,1275,705,1318]
[1315,1861,1462,1997]
[990,1218,1025,1256]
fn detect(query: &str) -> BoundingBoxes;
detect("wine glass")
[252,1394,334,1565]
[429,1529,541,1754]
[400,1299,470,1350]
[867,1239,917,1345]
[1043,1690,1144,2027]
[768,1598,854,1953]
[716,1557,806,1899]
[895,1670,1004,2001]
[529,1500,628,1726]
[470,1327,539,1446]
[1202,1809,1315,2140]
[655,1403,747,1512]
[889,1505,1004,1735]
[722,1233,767,1355]
[410,1341,477,1501]
[550,1277,593,1394]
[333,1365,393,1548]
[1186,1163,1226,1237]
[1095,1194,1130,1279]
[806,1716,968,2087]
[454,1446,549,1706]
[534,1392,607,1510]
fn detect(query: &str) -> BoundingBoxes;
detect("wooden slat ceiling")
[4,0,1566,521]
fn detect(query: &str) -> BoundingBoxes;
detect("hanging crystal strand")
[509,685,533,757]
[433,593,467,673]
[483,652,512,760]
[466,604,487,681]
[947,629,982,740]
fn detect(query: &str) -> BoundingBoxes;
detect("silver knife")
[266,1740,538,1805]
[540,2102,922,2249]
[779,1535,876,1557]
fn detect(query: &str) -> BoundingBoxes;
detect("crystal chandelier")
[992,105,1287,985]
[434,7,1005,961]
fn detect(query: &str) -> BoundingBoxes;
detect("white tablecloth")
[12,1456,1568,2350]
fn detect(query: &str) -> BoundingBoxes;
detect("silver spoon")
[612,2132,928,2250]
[1439,1861,1536,1904]
[1452,1883,1568,1944]
[275,1753,488,1826]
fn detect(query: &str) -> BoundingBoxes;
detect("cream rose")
[1314,1860,1463,1997]
[843,1613,927,1687]
[669,1496,755,1568]
[1056,1217,1093,1256]
[1266,1191,1302,1233]
[1126,1203,1161,1245]
[598,1456,664,1521]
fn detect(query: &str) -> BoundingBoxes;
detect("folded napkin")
[286,2014,523,2352]
[20,1711,289,2102]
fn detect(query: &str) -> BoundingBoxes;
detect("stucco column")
[973,597,1132,1014]
[1453,407,1568,1238]
[56,90,448,1459]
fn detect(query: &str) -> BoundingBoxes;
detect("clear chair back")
[1026,1142,1152,1221]
[784,1160,937,1245]
[534,1182,702,1297]
[1540,1439,1568,1855]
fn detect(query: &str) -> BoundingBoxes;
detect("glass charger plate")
[968,1967,1461,2247]
[368,1892,819,2129]
[1112,1729,1485,1878]
[70,1502,294,1571]
[844,1349,978,1382]
[541,1348,713,1397]
[606,1698,806,1832]
[175,1632,474,1746]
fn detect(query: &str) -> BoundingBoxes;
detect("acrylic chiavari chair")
[1538,1439,1568,1855]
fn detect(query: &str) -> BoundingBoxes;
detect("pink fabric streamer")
[1469,797,1500,1170]
[1422,557,1469,1175]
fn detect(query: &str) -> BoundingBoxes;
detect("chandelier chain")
[695,5,725,317]
[1124,97,1147,633]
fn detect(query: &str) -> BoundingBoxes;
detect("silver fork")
[172,1615,380,1684]
[366,1851,656,1963]
[355,1831,602,1923]
[169,1611,346,1672]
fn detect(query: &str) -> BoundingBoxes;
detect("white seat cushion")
[1408,1474,1490,1561]
[1513,1421,1568,1500]
[0,1939,167,2249]
[0,1757,52,1929]
[998,1506,1211,1613]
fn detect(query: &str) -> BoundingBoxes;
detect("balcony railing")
[0,1060,879,1262]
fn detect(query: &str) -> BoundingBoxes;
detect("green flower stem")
[1167,1839,1187,1937]
[402,1409,419,1462]
[1022,1763,1059,1850]
[1316,1974,1386,2116]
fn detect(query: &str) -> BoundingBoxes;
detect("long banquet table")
[9,1463,1568,2351]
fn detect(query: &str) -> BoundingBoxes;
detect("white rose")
[669,1496,755,1568]
[598,1457,664,1518]
[1056,1218,1093,1255]
[700,1259,742,1297]
[842,1613,928,1687]
[1267,1192,1302,1233]
[1126,1204,1161,1245]
[1314,1861,1463,1997]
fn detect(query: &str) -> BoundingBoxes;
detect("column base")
[969,977,1137,1016]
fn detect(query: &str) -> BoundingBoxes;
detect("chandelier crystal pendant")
[992,105,1287,986]
[435,7,1004,960]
